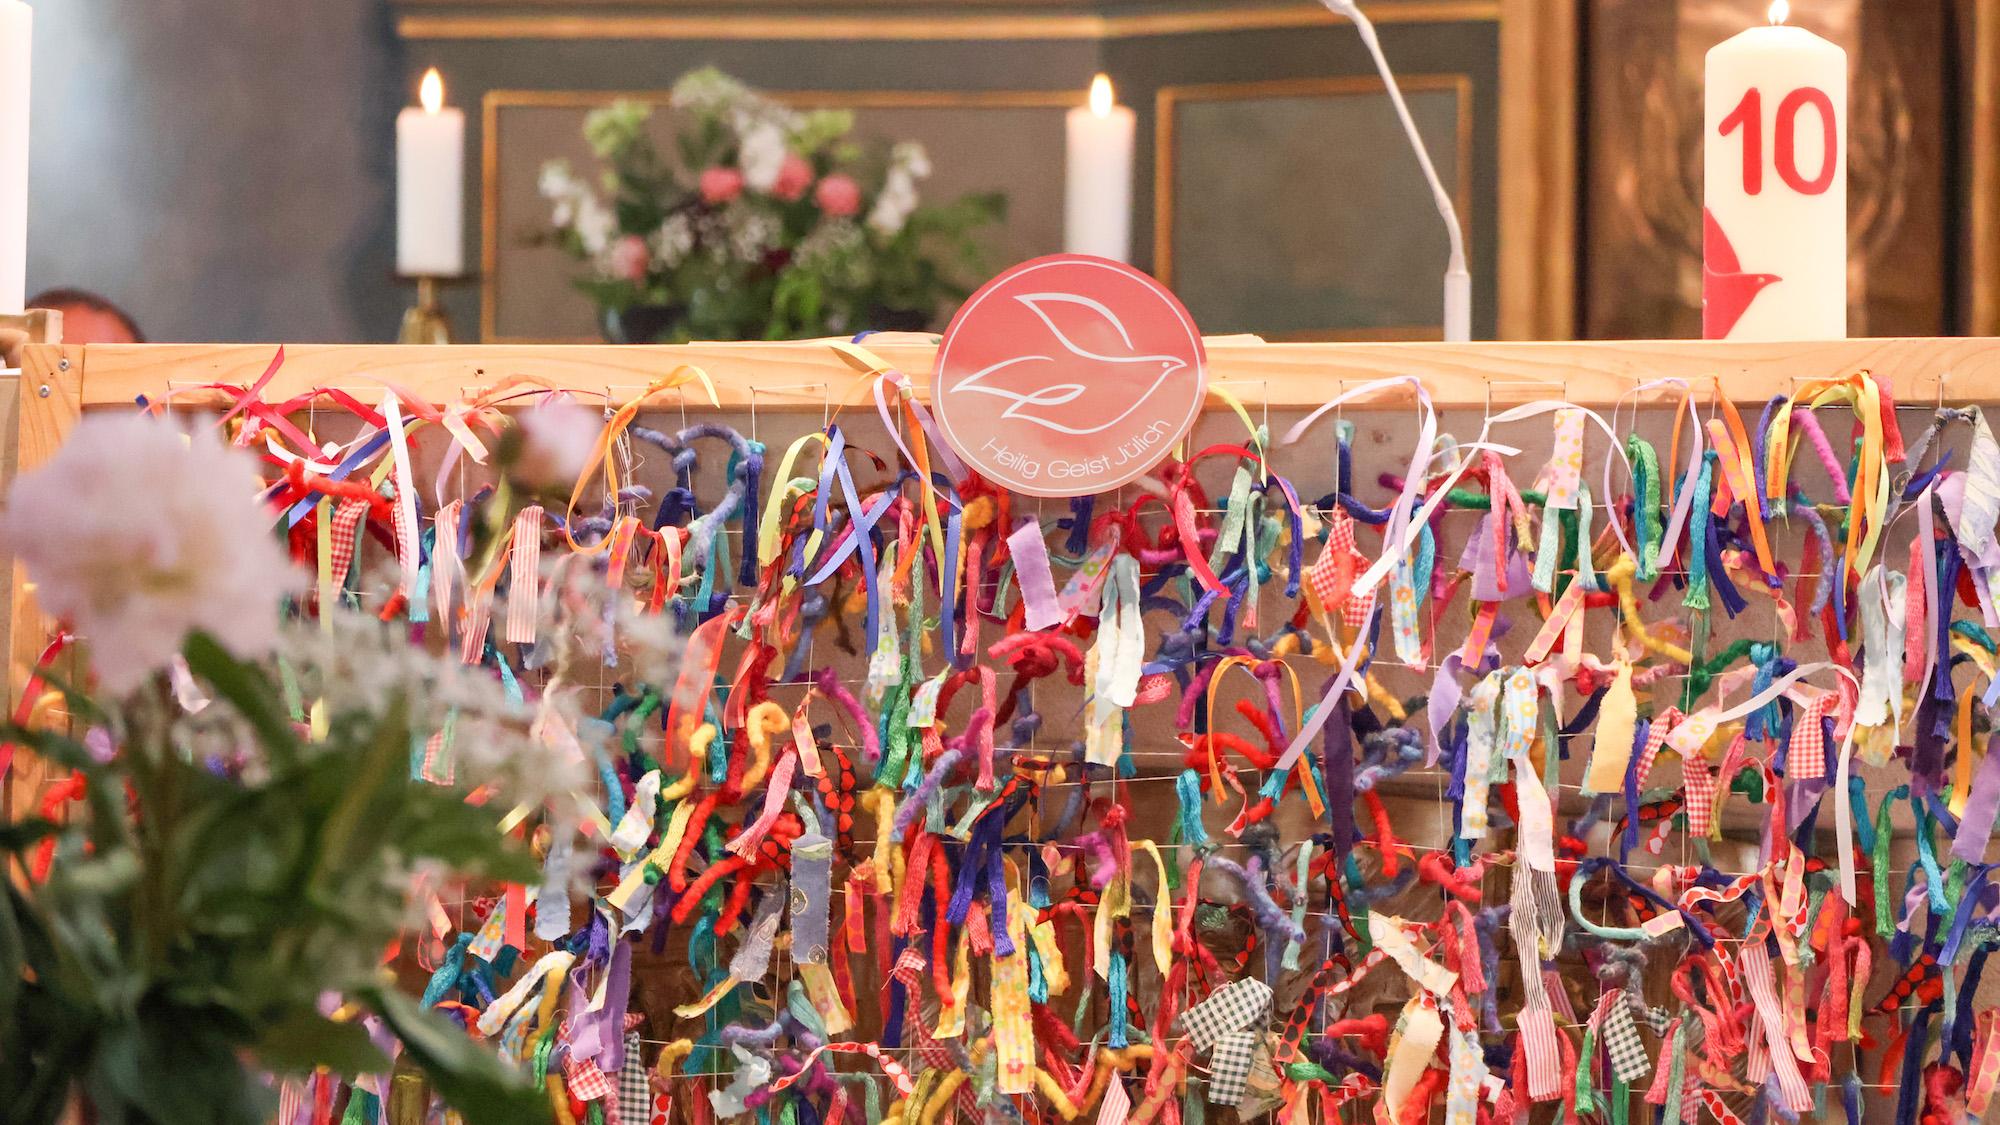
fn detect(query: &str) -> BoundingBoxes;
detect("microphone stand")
[1321,0,1474,342]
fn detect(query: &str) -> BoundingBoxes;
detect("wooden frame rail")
[6,332,1998,718]
[27,336,1994,414]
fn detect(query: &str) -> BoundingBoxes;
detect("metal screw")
[38,384,50,397]
[58,357,70,370]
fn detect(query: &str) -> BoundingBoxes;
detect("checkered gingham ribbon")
[1787,693,1835,781]
[1180,977,1271,1053]
[615,1030,650,1125]
[419,711,456,785]
[907,1017,983,1118]
[1599,990,1651,1083]
[1681,737,1723,837]
[1303,510,1375,631]
[1209,1030,1260,1106]
[326,497,371,590]
[1634,706,1683,786]
[562,1053,616,1102]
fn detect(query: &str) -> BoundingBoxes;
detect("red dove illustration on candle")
[948,293,1188,436]
[1702,208,1782,339]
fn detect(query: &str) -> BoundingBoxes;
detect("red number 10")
[1719,86,1838,196]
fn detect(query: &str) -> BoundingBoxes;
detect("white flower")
[737,122,788,192]
[540,161,593,229]
[0,414,300,693]
[726,208,779,262]
[513,398,601,489]
[890,141,932,181]
[573,194,616,256]
[867,169,919,237]
[614,604,684,688]
[794,219,862,266]
[538,160,577,202]
[652,213,695,267]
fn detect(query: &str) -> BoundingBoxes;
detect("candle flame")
[1089,74,1115,118]
[1767,0,1789,25]
[420,68,445,114]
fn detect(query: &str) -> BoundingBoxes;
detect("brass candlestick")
[398,276,453,344]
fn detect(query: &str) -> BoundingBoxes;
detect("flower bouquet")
[0,408,675,1125]
[538,68,1005,343]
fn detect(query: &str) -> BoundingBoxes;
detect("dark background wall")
[21,0,1498,344]
[25,0,407,343]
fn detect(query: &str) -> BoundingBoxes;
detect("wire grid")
[275,380,1975,1122]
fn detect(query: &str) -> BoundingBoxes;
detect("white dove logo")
[947,292,1188,437]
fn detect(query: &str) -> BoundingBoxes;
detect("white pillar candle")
[1,0,31,314]
[1064,74,1135,263]
[397,68,465,277]
[1702,0,1847,341]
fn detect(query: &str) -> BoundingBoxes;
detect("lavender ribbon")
[1953,732,2000,862]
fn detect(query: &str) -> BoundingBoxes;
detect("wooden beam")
[4,344,82,823]
[1496,0,1579,341]
[395,1,1496,41]
[0,309,64,352]
[1972,0,2000,334]
[71,336,1991,412]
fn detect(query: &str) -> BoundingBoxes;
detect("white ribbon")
[1606,378,1706,577]
[1854,566,1906,732]
[380,390,422,599]
[1085,554,1143,766]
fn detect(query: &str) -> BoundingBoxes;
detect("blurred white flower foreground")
[0,413,300,692]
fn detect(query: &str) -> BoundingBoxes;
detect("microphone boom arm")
[1321,0,1474,342]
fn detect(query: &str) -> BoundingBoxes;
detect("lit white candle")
[397,68,465,277]
[1703,0,1847,341]
[1064,74,1135,263]
[1,0,31,314]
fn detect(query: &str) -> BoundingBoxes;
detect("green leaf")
[0,980,94,1125]
[0,818,58,854]
[94,1015,276,1125]
[180,632,302,763]
[252,1011,392,1076]
[56,849,141,897]
[0,878,22,1018]
[363,986,552,1125]
[0,724,100,775]
[398,792,538,882]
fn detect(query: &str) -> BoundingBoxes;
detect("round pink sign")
[932,254,1206,498]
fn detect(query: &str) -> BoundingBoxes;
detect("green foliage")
[0,636,550,1125]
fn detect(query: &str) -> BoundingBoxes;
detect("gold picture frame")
[480,88,1079,343]
[1153,74,1475,341]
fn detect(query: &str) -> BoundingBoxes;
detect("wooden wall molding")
[1495,0,1577,341]
[396,1,1498,40]
[1972,0,2000,334]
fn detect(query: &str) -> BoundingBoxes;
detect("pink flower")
[514,399,601,490]
[608,234,650,282]
[699,166,744,205]
[770,154,813,202]
[814,173,862,218]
